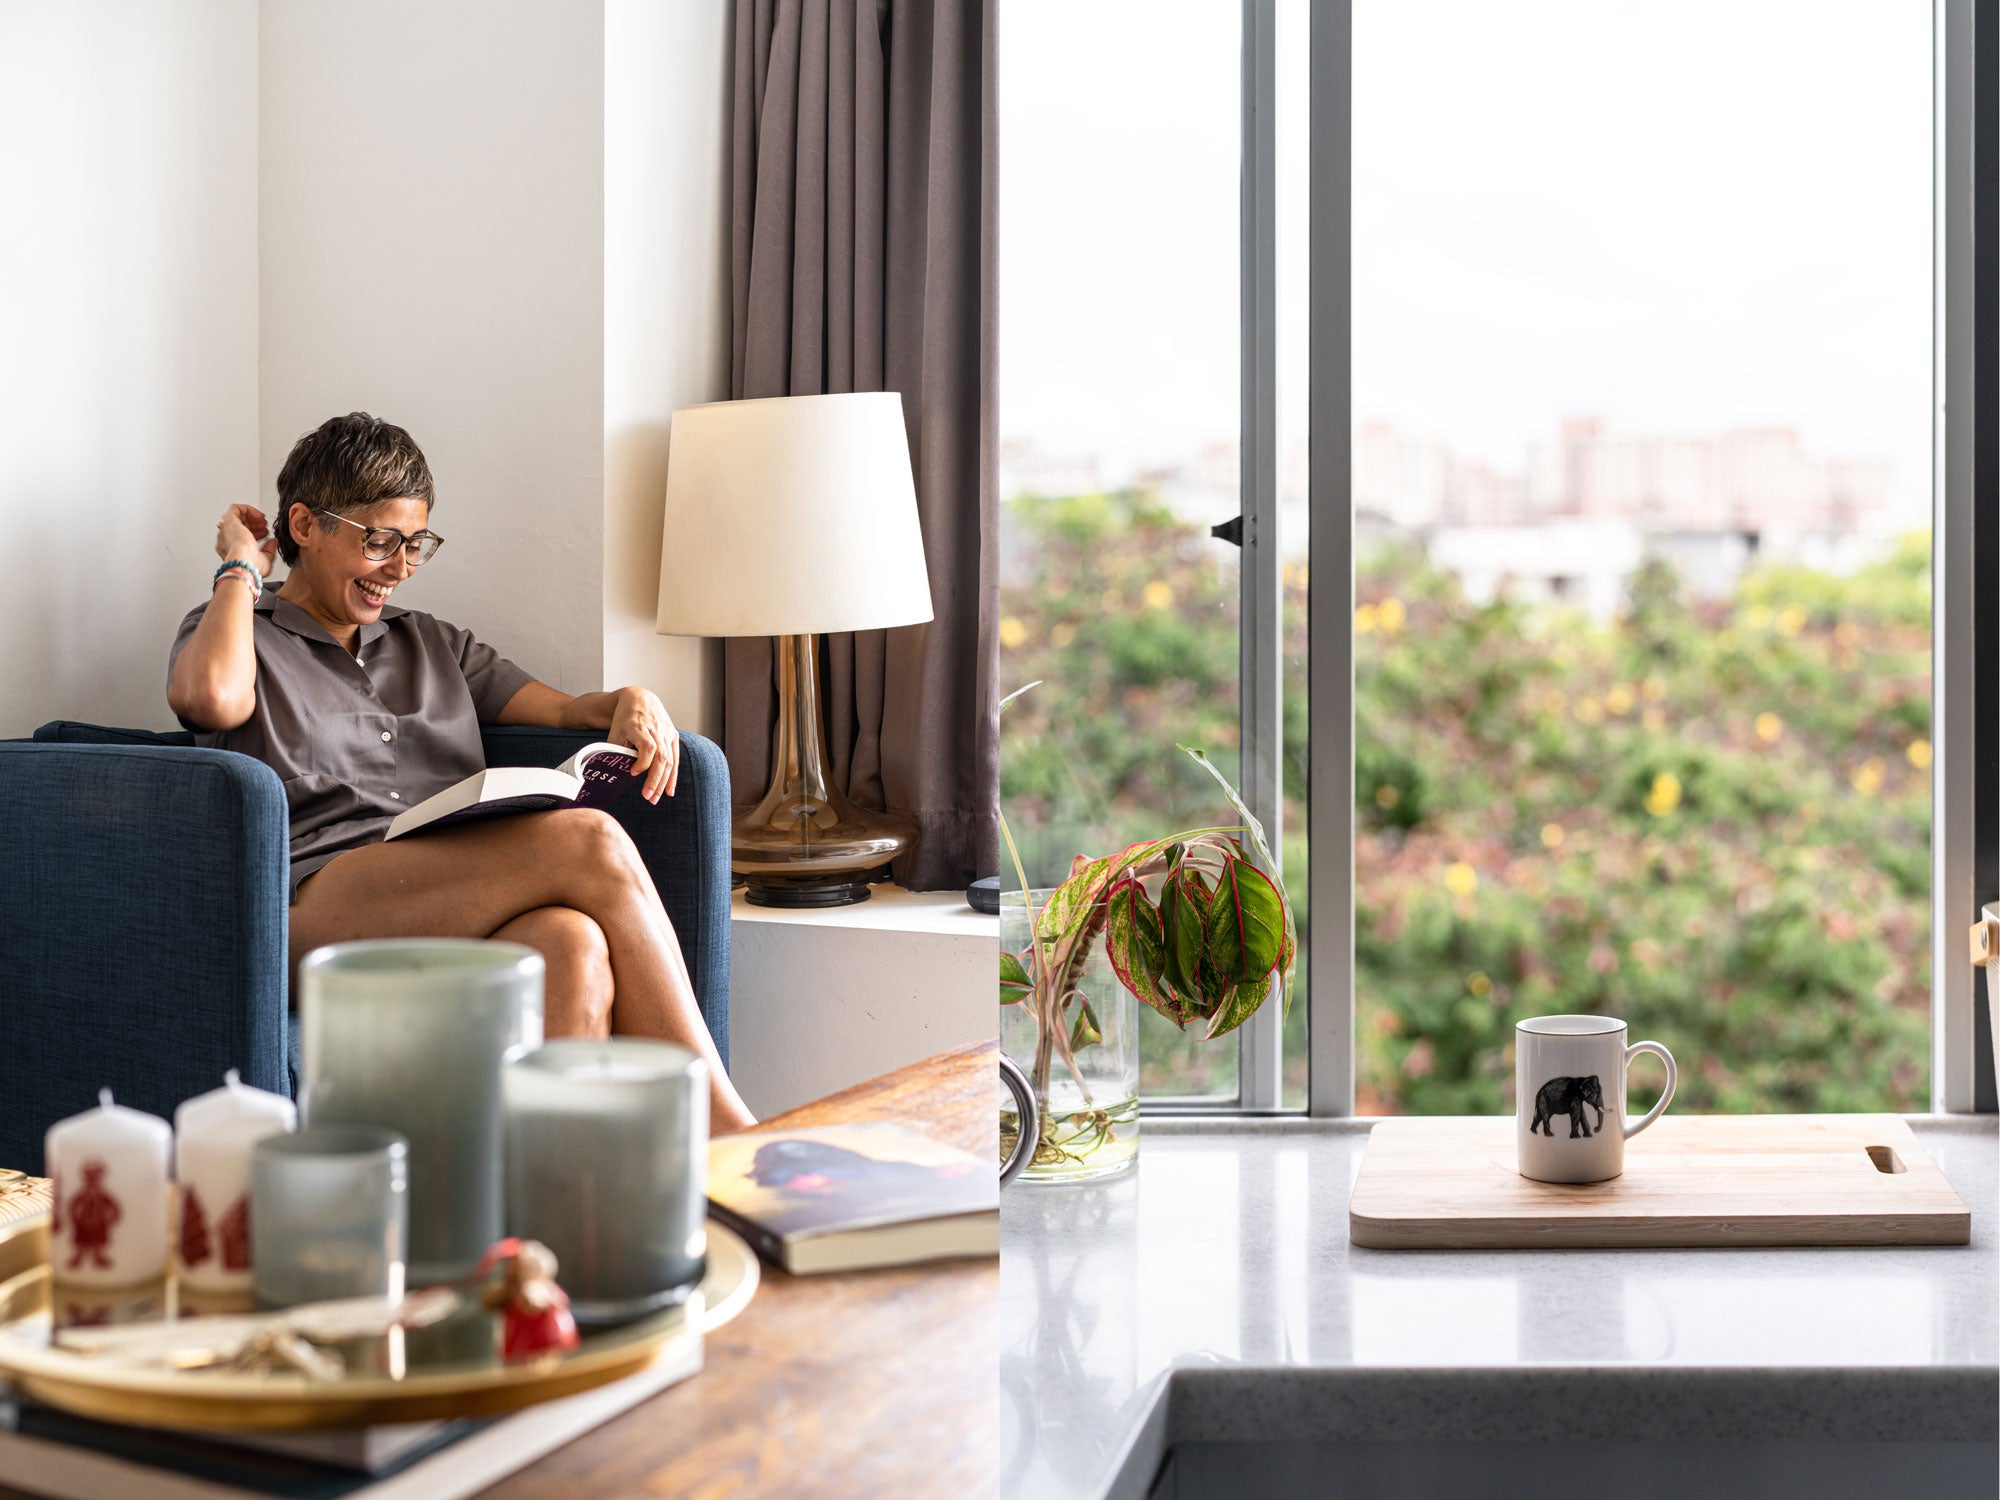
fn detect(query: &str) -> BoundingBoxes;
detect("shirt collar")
[257,583,408,648]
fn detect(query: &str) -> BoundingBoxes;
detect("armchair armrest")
[479,727,733,1067]
[0,743,290,1175]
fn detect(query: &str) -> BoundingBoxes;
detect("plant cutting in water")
[999,712,1298,1171]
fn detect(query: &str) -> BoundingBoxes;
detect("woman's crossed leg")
[289,808,754,1133]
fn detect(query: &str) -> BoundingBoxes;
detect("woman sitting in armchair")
[168,412,755,1132]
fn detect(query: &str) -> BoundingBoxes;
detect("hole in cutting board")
[1865,1145,1906,1174]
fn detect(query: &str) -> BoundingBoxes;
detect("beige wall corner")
[603,0,732,741]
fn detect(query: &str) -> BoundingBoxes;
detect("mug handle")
[1623,1040,1677,1139]
[1000,1054,1040,1187]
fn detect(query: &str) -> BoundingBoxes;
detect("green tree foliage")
[1002,487,1932,1113]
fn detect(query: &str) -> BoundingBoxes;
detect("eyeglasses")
[314,509,445,566]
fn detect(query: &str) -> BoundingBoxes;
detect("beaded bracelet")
[213,558,263,602]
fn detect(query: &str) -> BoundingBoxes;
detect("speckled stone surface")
[998,1117,1998,1500]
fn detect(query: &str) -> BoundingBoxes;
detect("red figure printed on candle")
[476,1238,579,1361]
[219,1195,252,1272]
[180,1185,213,1268]
[66,1160,121,1271]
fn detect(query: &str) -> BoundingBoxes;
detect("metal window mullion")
[1307,0,1355,1116]
[1238,0,1285,1111]
[1938,0,1983,1111]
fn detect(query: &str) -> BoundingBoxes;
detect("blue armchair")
[0,723,733,1176]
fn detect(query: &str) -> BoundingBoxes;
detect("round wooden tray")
[0,1213,757,1429]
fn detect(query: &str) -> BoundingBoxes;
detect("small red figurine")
[475,1238,579,1361]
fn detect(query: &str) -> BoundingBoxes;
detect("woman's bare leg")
[290,809,755,1131]
[492,906,613,1039]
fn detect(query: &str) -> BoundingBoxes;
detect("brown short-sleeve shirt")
[169,590,534,902]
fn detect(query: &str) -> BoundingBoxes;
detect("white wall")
[259,0,608,694]
[603,0,732,737]
[0,0,730,739]
[0,1,260,737]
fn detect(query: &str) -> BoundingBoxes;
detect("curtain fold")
[726,0,996,892]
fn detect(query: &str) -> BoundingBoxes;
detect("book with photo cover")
[383,742,641,841]
[706,1123,998,1275]
[0,1326,699,1500]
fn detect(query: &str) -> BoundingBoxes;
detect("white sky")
[999,0,1934,522]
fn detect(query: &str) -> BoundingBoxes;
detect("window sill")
[1000,1117,1997,1500]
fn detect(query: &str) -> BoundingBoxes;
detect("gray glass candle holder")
[299,940,545,1286]
[250,1126,409,1309]
[504,1038,709,1325]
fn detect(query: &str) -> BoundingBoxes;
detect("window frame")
[1294,0,1992,1117]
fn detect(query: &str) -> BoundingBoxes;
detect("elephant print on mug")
[1529,1075,1605,1139]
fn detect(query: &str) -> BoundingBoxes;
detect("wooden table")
[483,1040,998,1500]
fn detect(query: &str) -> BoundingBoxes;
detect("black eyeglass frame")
[313,508,445,565]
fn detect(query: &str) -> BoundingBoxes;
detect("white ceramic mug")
[1515,1015,1676,1184]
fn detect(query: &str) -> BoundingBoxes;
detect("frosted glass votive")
[504,1039,709,1324]
[300,939,544,1285]
[250,1126,408,1309]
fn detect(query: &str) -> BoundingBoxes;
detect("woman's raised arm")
[167,504,275,731]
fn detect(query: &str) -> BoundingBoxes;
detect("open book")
[385,743,642,841]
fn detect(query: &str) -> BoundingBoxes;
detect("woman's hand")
[607,687,680,803]
[216,504,279,578]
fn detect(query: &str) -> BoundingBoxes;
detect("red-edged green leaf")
[999,950,1032,1006]
[1160,864,1214,1001]
[1106,876,1183,1027]
[1068,998,1102,1051]
[1204,968,1276,1040]
[1034,830,1241,950]
[1206,855,1287,984]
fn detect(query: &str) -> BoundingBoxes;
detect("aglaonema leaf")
[1105,875,1183,1027]
[1204,967,1275,1041]
[1160,863,1214,1005]
[1206,855,1287,984]
[999,950,1032,1006]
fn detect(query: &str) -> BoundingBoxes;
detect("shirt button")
[381,730,393,742]
[389,791,401,800]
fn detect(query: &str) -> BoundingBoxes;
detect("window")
[1003,0,1989,1116]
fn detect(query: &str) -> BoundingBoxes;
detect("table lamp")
[655,393,934,907]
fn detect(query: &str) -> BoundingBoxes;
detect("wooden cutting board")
[1348,1114,1971,1249]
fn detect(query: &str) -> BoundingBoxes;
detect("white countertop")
[999,1116,1998,1500]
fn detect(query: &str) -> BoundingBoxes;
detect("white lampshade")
[654,392,934,638]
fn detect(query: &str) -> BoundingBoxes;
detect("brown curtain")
[726,0,997,891]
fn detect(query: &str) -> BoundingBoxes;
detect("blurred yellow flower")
[1641,675,1667,701]
[1851,758,1886,796]
[1907,739,1932,769]
[1375,784,1401,810]
[1745,604,1773,630]
[1377,597,1407,633]
[1050,621,1077,649]
[1540,823,1565,849]
[1779,605,1808,636]
[1605,685,1634,715]
[1543,690,1567,715]
[1142,580,1174,610]
[1575,697,1605,725]
[1467,971,1493,998]
[999,616,1029,650]
[1642,707,1668,733]
[1755,712,1783,744]
[1644,772,1682,817]
[1444,862,1479,896]
[1354,603,1378,634]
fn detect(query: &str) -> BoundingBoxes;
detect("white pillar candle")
[46,1090,172,1287]
[173,1070,297,1292]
